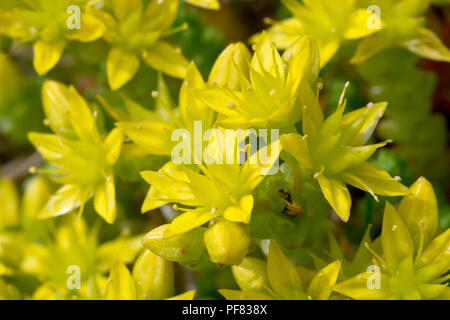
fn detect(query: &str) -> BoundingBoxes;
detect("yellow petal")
[142,224,206,265]
[94,176,116,224]
[106,262,137,300]
[281,133,313,169]
[118,121,175,155]
[180,63,214,128]
[165,208,220,237]
[0,178,19,228]
[381,202,414,268]
[219,289,273,300]
[33,40,66,75]
[22,176,52,222]
[351,33,391,64]
[113,0,143,21]
[341,162,410,197]
[208,42,251,90]
[283,35,320,94]
[39,184,84,219]
[232,257,268,292]
[223,194,254,224]
[344,9,384,40]
[66,12,105,42]
[317,175,351,223]
[267,241,304,299]
[104,128,124,165]
[398,177,438,248]
[417,229,450,272]
[307,261,341,300]
[184,0,220,10]
[143,41,188,79]
[402,28,450,62]
[251,32,285,80]
[167,290,196,300]
[132,250,174,300]
[41,81,77,138]
[107,47,140,90]
[334,272,392,300]
[341,102,387,146]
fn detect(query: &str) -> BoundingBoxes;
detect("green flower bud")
[132,250,174,300]
[204,221,251,265]
[142,224,206,266]
[232,257,268,292]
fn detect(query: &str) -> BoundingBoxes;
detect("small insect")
[279,189,303,218]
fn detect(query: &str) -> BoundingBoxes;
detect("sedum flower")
[281,83,409,222]
[140,136,280,235]
[252,0,382,67]
[115,62,215,158]
[0,0,105,75]
[91,0,189,90]
[28,81,124,223]
[22,215,143,299]
[219,241,341,300]
[104,250,195,300]
[196,33,320,131]
[334,177,450,300]
[351,0,450,63]
[140,132,280,265]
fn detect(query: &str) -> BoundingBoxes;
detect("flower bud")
[398,177,438,248]
[142,224,206,266]
[132,250,174,300]
[232,257,268,292]
[208,42,251,90]
[204,221,251,265]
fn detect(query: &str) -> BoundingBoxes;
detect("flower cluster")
[0,0,448,301]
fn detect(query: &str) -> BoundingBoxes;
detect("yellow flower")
[22,215,143,299]
[219,241,341,300]
[140,134,280,235]
[335,177,450,300]
[196,33,320,130]
[0,0,105,75]
[28,81,124,223]
[91,0,189,90]
[281,83,409,222]
[351,0,450,63]
[252,0,381,67]
[253,0,450,66]
[114,62,215,157]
